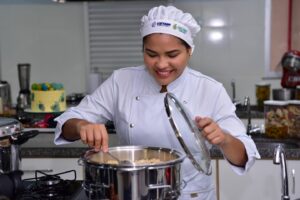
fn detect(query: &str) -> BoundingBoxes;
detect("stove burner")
[18,170,77,200]
[39,175,62,186]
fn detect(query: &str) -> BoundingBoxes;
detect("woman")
[55,5,260,200]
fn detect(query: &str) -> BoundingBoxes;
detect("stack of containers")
[264,100,300,139]
[287,100,300,139]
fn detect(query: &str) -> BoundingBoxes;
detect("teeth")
[157,71,170,76]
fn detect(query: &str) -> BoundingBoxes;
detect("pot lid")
[164,93,212,175]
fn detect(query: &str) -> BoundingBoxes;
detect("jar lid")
[288,100,300,105]
[264,100,288,106]
[255,82,270,86]
[164,93,212,175]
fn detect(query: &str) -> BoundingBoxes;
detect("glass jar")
[288,100,300,138]
[264,100,289,139]
[256,82,270,110]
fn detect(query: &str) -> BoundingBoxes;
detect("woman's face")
[143,33,192,86]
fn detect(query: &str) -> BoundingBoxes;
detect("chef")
[54,5,260,200]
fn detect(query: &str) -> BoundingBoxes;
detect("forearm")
[219,133,248,167]
[61,118,90,141]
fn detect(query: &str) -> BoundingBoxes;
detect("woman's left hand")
[195,116,248,166]
[195,116,227,147]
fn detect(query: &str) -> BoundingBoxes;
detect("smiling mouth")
[156,70,172,78]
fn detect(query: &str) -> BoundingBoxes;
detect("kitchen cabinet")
[218,159,300,200]
[21,158,83,180]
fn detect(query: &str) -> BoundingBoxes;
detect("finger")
[195,116,202,123]
[93,125,102,151]
[86,129,95,148]
[80,129,87,144]
[197,117,212,129]
[100,126,109,152]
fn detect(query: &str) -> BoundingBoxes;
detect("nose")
[156,56,169,69]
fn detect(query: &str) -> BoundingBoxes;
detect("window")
[86,1,166,80]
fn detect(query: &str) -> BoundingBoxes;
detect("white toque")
[140,5,201,53]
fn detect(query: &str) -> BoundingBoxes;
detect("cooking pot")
[78,146,185,200]
[78,93,211,200]
[0,117,39,174]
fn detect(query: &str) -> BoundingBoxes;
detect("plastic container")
[288,100,300,138]
[264,100,289,139]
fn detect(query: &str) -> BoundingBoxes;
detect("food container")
[272,88,295,100]
[288,100,300,138]
[79,146,185,200]
[264,100,289,139]
[255,82,270,110]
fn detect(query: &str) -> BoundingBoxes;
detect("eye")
[146,51,157,58]
[168,52,179,58]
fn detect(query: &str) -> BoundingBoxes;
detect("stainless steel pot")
[0,117,39,174]
[78,146,185,200]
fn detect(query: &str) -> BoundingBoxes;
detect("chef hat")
[140,5,201,52]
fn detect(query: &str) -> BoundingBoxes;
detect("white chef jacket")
[54,65,260,200]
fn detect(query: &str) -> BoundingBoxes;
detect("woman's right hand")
[76,120,109,152]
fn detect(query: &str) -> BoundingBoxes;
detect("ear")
[188,48,192,57]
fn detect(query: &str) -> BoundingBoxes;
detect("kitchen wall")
[0,1,87,104]
[0,0,282,105]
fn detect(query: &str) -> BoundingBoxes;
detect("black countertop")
[20,131,300,160]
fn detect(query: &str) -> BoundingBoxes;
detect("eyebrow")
[145,48,180,54]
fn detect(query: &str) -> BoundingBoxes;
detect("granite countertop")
[20,131,300,160]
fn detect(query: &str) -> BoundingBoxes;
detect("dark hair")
[142,34,191,51]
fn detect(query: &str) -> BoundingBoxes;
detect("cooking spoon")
[106,152,134,165]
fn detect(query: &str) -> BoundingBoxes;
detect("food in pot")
[106,158,162,165]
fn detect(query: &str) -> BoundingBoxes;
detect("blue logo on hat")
[157,22,171,27]
[151,22,156,27]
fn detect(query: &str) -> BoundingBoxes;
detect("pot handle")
[10,130,39,145]
[146,166,173,190]
[78,157,84,166]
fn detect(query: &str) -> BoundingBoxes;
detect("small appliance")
[280,50,300,88]
[17,63,31,111]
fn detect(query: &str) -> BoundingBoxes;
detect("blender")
[16,64,31,111]
[280,50,300,88]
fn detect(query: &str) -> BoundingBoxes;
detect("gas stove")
[13,170,88,200]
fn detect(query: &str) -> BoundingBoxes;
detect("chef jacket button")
[129,123,135,128]
[135,96,140,101]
